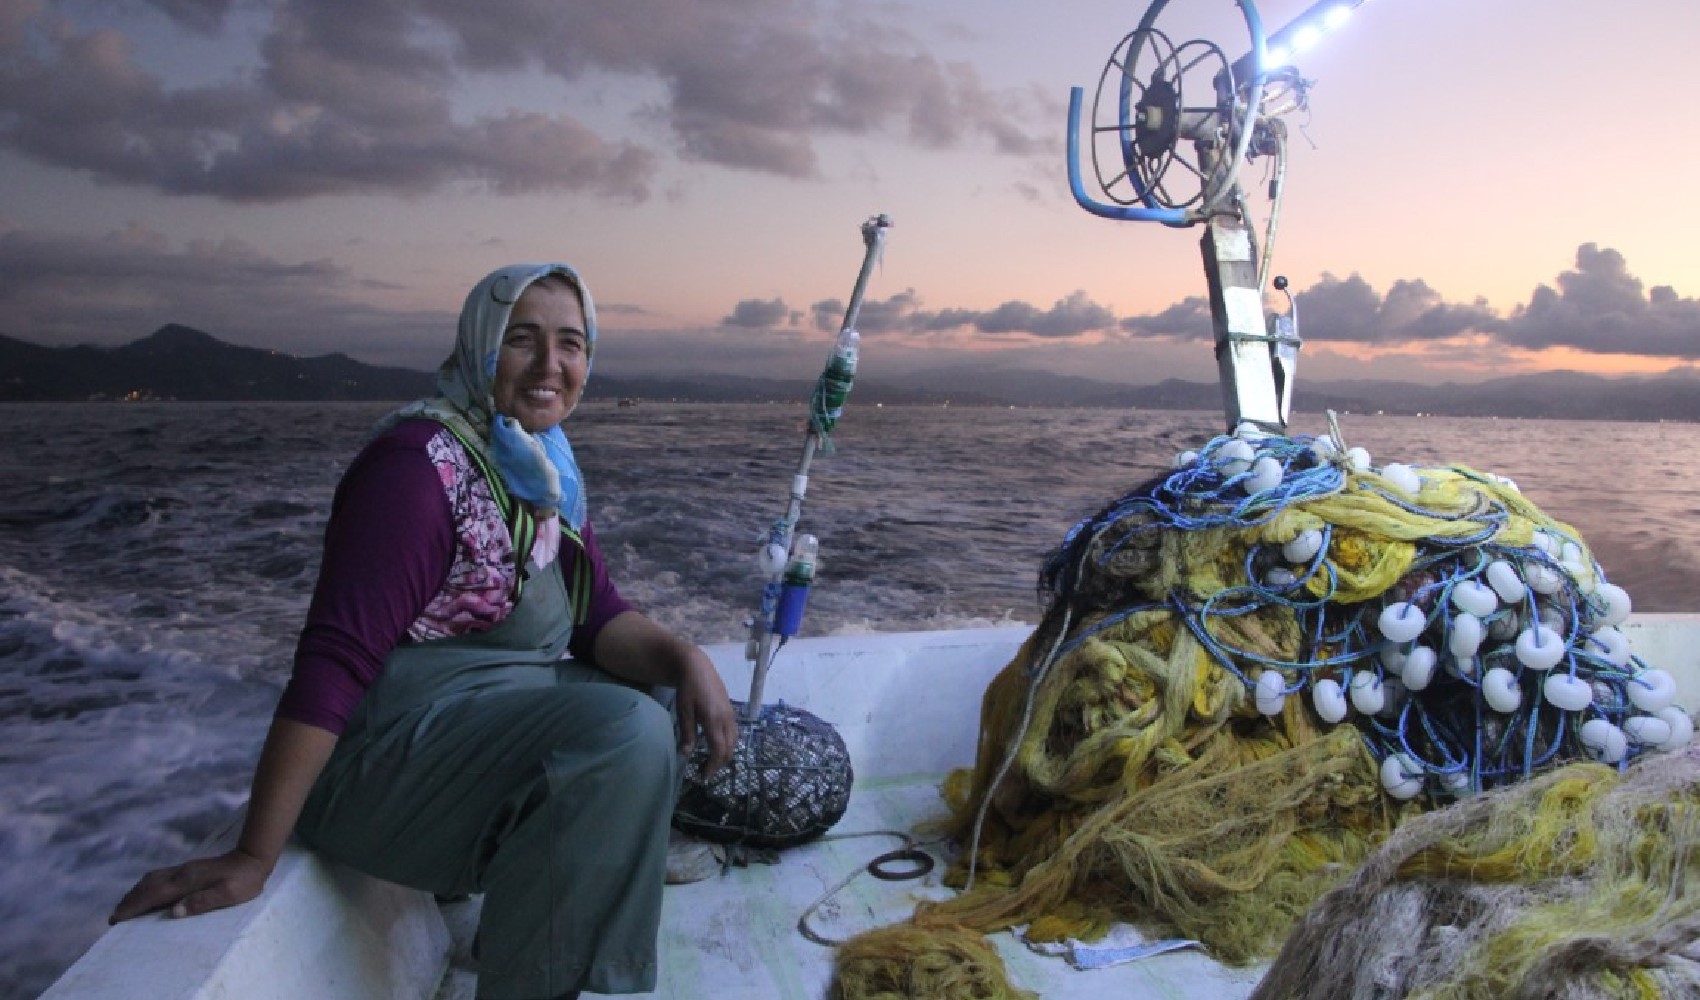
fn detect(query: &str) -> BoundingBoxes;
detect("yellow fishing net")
[1252,749,1700,999]
[830,433,1694,999]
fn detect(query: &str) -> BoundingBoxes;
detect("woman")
[111,264,739,1000]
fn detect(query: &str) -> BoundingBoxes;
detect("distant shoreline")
[6,325,1699,420]
[2,397,1695,425]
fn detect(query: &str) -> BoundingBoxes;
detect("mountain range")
[3,324,1697,422]
[0,324,433,402]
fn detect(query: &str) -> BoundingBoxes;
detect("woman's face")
[492,281,589,432]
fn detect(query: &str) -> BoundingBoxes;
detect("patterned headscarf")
[376,263,597,530]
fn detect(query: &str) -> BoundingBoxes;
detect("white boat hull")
[39,617,1700,1000]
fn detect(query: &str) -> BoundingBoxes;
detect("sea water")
[3,401,1698,998]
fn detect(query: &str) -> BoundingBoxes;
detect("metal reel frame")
[1090,27,1236,214]
[1066,0,1267,227]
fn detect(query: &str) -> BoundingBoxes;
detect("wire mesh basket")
[675,701,853,849]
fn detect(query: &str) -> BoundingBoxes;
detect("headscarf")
[376,263,597,531]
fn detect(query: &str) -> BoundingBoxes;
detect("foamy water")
[3,401,1698,998]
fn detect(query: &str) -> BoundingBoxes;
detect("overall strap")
[428,418,541,604]
[427,417,590,624]
[563,540,592,626]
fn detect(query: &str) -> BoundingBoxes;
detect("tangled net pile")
[831,428,1695,999]
[1251,747,1700,1000]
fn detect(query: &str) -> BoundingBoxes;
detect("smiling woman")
[106,262,740,1000]
[493,276,591,433]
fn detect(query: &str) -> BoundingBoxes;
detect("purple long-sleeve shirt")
[276,419,632,734]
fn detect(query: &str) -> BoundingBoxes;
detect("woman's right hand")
[108,718,341,925]
[108,848,272,924]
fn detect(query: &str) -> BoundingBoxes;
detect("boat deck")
[433,772,1267,1000]
[42,621,1700,1000]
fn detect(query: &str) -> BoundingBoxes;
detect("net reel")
[1066,0,1367,433]
[1069,0,1281,227]
[1087,25,1250,221]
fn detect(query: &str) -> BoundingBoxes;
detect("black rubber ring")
[867,848,934,881]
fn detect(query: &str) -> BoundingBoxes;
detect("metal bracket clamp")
[1201,215,1292,433]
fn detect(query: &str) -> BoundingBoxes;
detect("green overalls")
[297,542,678,999]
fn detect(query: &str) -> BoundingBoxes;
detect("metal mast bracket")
[1202,215,1290,433]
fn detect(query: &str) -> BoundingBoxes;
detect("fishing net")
[1250,744,1700,1000]
[830,923,1037,1000]
[830,429,1695,999]
[675,700,853,849]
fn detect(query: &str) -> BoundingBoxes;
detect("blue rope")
[1034,434,1662,800]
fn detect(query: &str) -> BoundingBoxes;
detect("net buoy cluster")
[1044,427,1692,805]
[675,701,853,849]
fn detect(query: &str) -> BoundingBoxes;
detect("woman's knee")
[550,687,676,784]
[614,691,677,763]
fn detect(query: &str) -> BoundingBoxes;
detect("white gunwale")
[38,615,1700,1000]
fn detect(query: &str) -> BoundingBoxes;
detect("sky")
[3,0,1700,388]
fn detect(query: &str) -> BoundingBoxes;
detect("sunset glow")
[2,0,1698,387]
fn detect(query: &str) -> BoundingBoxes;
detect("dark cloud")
[1119,276,1502,345]
[0,223,451,367]
[1294,274,1503,343]
[971,291,1115,337]
[1504,244,1700,359]
[830,245,1694,362]
[0,0,1046,200]
[591,325,827,383]
[811,288,925,334]
[426,0,1051,176]
[723,297,790,328]
[1121,295,1212,339]
[72,0,239,34]
[811,288,1115,338]
[0,0,654,200]
[14,224,1693,383]
[140,0,236,33]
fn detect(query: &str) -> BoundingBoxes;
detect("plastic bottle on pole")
[816,330,859,428]
[774,534,818,637]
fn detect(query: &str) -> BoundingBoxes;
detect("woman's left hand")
[593,611,740,776]
[674,652,739,776]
